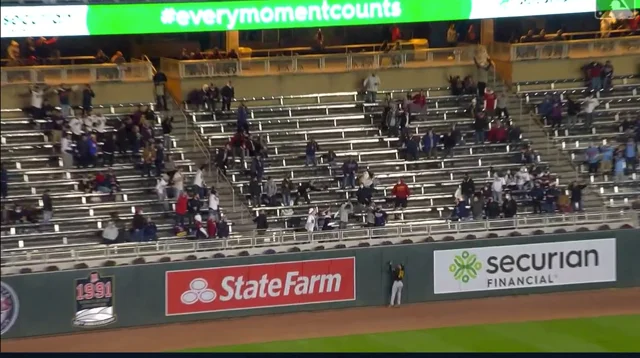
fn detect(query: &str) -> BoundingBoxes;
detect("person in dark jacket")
[102,134,116,167]
[450,199,469,221]
[217,216,230,238]
[460,173,475,201]
[342,157,359,189]
[470,195,484,220]
[529,182,545,214]
[566,95,581,128]
[485,197,501,219]
[236,101,250,133]
[568,181,587,212]
[187,193,202,227]
[442,132,457,159]
[75,134,89,168]
[82,84,95,115]
[254,210,269,235]
[296,181,321,205]
[421,129,439,158]
[356,184,372,206]
[1,162,8,199]
[373,206,387,227]
[250,156,264,181]
[161,116,173,150]
[502,194,518,218]
[42,189,53,224]
[248,177,261,206]
[221,81,234,111]
[154,141,165,177]
[305,139,320,166]
[473,111,488,144]
[404,136,419,161]
[506,122,522,143]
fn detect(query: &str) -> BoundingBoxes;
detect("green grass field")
[182,314,640,352]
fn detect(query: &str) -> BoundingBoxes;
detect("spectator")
[55,84,73,119]
[215,145,230,175]
[466,24,478,43]
[569,181,587,212]
[491,173,505,203]
[381,93,393,130]
[484,89,497,119]
[337,201,352,229]
[470,195,484,220]
[281,177,293,206]
[173,168,185,197]
[373,206,387,227]
[81,84,95,115]
[473,45,492,97]
[602,61,614,90]
[451,198,470,221]
[550,101,563,129]
[187,192,202,226]
[87,134,98,168]
[442,130,457,159]
[421,129,439,158]
[506,122,522,143]
[356,183,372,207]
[305,208,317,233]
[7,40,20,65]
[250,156,264,181]
[582,94,600,128]
[600,143,614,176]
[154,141,165,177]
[460,173,475,200]
[516,167,532,191]
[236,101,250,133]
[305,139,320,167]
[342,157,359,189]
[585,143,600,174]
[390,24,401,42]
[1,163,8,199]
[565,95,581,128]
[141,142,156,177]
[314,29,324,50]
[206,214,217,239]
[392,179,410,217]
[156,176,169,213]
[614,153,627,182]
[102,220,120,245]
[217,215,230,239]
[543,183,558,213]
[265,177,278,206]
[502,194,518,218]
[221,81,234,111]
[229,131,246,166]
[495,90,509,119]
[363,72,380,103]
[412,90,427,113]
[473,111,488,144]
[359,167,375,189]
[487,121,507,143]
[208,187,220,221]
[193,164,206,198]
[446,23,459,47]
[74,134,88,168]
[95,49,109,64]
[625,138,637,170]
[588,61,603,92]
[296,181,320,205]
[159,116,172,150]
[249,177,261,206]
[403,136,419,161]
[485,197,501,219]
[530,182,545,214]
[254,210,269,235]
[154,77,168,111]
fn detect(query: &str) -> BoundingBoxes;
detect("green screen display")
[1,0,600,38]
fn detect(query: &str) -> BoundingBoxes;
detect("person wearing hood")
[254,210,269,235]
[217,216,230,239]
[502,194,518,218]
[470,195,484,220]
[392,179,410,217]
[236,101,250,133]
[337,201,353,229]
[374,206,388,227]
[265,177,278,206]
[529,182,545,214]
[491,173,505,203]
[305,208,317,233]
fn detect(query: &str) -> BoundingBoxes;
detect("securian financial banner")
[1,0,610,38]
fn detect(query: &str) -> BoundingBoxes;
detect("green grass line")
[181,314,640,352]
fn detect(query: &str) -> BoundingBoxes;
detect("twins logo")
[1,282,19,336]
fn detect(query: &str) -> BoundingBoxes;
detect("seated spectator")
[94,49,109,64]
[485,197,501,219]
[254,210,269,235]
[557,191,572,213]
[487,121,507,143]
[470,195,484,220]
[506,122,522,143]
[450,198,470,221]
[411,90,427,114]
[568,181,587,212]
[207,214,217,239]
[101,220,120,245]
[217,215,230,239]
[187,192,202,226]
[502,194,518,218]
[515,167,532,191]
[95,171,110,193]
[356,184,372,207]
[130,208,147,241]
[296,181,321,205]
[265,177,278,206]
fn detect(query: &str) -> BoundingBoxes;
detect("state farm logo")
[165,257,356,316]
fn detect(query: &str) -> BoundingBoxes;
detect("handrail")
[192,129,211,173]
[1,210,637,268]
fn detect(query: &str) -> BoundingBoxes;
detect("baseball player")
[389,261,405,307]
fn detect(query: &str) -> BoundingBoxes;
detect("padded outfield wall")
[1,229,638,339]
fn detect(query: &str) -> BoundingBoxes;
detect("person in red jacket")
[392,179,410,219]
[412,90,427,109]
[174,191,188,227]
[483,88,497,119]
[487,121,507,144]
[207,215,217,239]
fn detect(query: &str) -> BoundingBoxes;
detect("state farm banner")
[165,257,356,316]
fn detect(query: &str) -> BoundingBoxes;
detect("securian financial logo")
[449,251,482,283]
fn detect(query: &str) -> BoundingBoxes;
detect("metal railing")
[1,210,636,268]
[0,62,154,85]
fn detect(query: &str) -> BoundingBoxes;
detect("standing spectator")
[516,167,532,191]
[140,142,155,177]
[342,157,359,189]
[206,214,217,239]
[208,188,220,221]
[236,101,250,133]
[442,130,457,159]
[156,176,169,213]
[568,181,587,212]
[55,84,73,119]
[451,198,470,221]
[625,138,637,170]
[217,216,230,239]
[403,136,419,161]
[94,49,109,63]
[154,141,165,177]
[585,143,600,174]
[487,121,507,144]
[614,153,627,182]
[174,191,188,227]
[173,167,185,197]
[87,134,98,168]
[466,24,478,43]
[446,23,458,47]
[566,95,581,128]
[485,197,501,219]
[337,201,352,229]
[161,116,173,150]
[250,156,264,181]
[221,81,234,111]
[582,94,600,128]
[473,45,493,97]
[305,139,320,167]
[460,173,475,200]
[363,73,380,103]
[1,163,8,199]
[502,194,518,218]
[470,195,484,220]
[421,129,439,158]
[600,143,614,176]
[305,208,317,233]
[495,90,509,119]
[81,84,95,115]
[390,24,401,42]
[589,61,603,92]
[473,111,488,144]
[281,177,293,206]
[530,182,545,214]
[550,101,563,129]
[602,61,614,90]
[60,133,74,169]
[7,41,20,66]
[356,183,372,207]
[248,177,261,206]
[265,177,278,206]
[154,74,168,111]
[491,173,505,203]
[543,183,559,213]
[483,89,497,119]
[193,164,206,198]
[187,192,202,227]
[254,210,269,235]
[392,179,410,218]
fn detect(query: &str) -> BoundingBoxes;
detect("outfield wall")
[1,229,638,339]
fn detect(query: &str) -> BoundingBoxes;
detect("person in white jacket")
[363,73,380,103]
[491,173,505,203]
[193,165,206,198]
[173,168,184,197]
[208,188,220,221]
[68,116,83,141]
[515,167,532,191]
[305,208,317,233]
[60,133,74,169]
[92,112,107,141]
[156,176,169,212]
[582,94,600,128]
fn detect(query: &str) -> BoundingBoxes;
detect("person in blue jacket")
[537,95,554,120]
[625,138,637,170]
[450,198,469,221]
[421,129,439,158]
[1,162,8,198]
[614,153,627,183]
[236,101,250,134]
[374,206,388,227]
[305,139,320,166]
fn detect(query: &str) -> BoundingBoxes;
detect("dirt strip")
[3,288,640,352]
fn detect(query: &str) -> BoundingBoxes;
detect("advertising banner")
[1,0,601,38]
[165,257,356,316]
[433,239,617,294]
